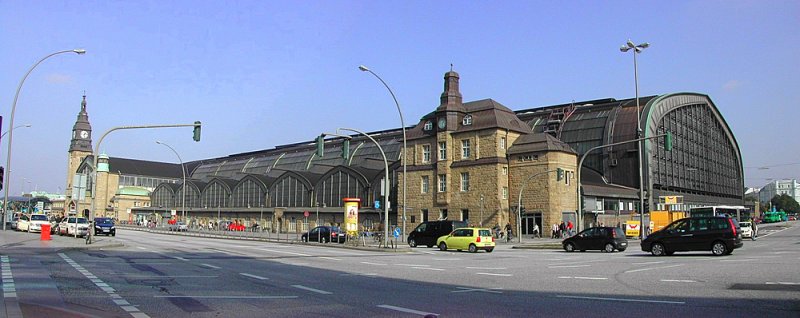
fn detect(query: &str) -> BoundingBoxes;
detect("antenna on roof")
[450,63,453,72]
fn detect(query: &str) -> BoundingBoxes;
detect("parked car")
[16,214,31,232]
[641,216,742,256]
[562,226,628,252]
[301,226,347,243]
[26,214,51,233]
[738,221,753,238]
[168,221,188,232]
[59,217,90,237]
[94,217,116,236]
[10,217,19,230]
[408,220,468,248]
[436,227,495,253]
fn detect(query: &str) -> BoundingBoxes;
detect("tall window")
[461,209,469,222]
[502,166,508,175]
[502,186,508,199]
[438,142,447,160]
[438,174,447,192]
[460,172,470,192]
[421,176,430,194]
[440,209,448,220]
[422,144,431,163]
[461,139,471,159]
[500,137,506,150]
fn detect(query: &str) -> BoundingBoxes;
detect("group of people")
[492,223,515,242]
[551,220,575,238]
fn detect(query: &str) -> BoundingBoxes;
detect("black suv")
[407,220,468,248]
[302,226,347,243]
[93,217,116,236]
[641,216,742,256]
[562,227,628,252]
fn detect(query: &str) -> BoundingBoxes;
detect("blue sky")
[0,0,797,194]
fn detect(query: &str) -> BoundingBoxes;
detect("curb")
[512,244,562,250]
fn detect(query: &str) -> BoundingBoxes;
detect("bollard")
[41,224,51,240]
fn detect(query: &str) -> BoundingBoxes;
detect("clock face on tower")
[80,131,89,139]
[438,118,446,129]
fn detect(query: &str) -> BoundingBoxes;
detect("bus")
[688,205,749,220]
[762,211,787,223]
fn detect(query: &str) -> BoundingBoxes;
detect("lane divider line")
[240,273,268,280]
[377,304,438,316]
[625,264,684,274]
[476,272,513,277]
[59,253,150,318]
[557,295,685,304]
[292,284,333,294]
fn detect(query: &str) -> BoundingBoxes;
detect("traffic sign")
[304,211,309,218]
[374,200,380,209]
[393,227,401,238]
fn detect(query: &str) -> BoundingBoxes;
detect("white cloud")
[45,73,73,84]
[722,79,742,92]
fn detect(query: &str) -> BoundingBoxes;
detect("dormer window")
[424,121,433,131]
[462,115,473,126]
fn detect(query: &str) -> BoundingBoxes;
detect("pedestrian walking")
[532,223,540,238]
[567,220,574,236]
[752,222,758,241]
[505,223,513,242]
[559,221,566,238]
[552,223,558,239]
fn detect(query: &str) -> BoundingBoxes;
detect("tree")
[770,194,800,214]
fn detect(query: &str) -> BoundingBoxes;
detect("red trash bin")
[41,224,51,240]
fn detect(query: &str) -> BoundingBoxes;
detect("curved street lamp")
[156,141,186,222]
[3,49,85,230]
[620,39,648,238]
[0,124,32,140]
[358,65,407,241]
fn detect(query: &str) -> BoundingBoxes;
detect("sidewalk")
[0,228,124,251]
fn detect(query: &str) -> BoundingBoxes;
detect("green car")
[437,228,495,253]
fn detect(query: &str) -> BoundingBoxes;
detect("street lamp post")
[3,49,85,230]
[359,65,407,242]
[156,141,186,222]
[620,39,649,239]
[328,128,391,246]
[0,124,32,140]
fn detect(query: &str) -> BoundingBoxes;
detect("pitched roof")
[107,157,184,178]
[507,133,576,155]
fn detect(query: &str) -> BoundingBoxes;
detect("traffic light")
[342,139,350,160]
[556,168,564,181]
[0,166,4,191]
[316,134,325,157]
[664,131,673,151]
[192,121,202,142]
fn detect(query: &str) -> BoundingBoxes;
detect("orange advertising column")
[343,198,361,237]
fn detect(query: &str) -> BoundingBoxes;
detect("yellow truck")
[650,210,685,232]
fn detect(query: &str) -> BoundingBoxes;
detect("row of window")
[420,137,507,163]
[419,173,510,198]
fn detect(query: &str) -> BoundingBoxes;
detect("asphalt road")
[2,223,798,317]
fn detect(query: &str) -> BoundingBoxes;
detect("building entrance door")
[521,213,542,235]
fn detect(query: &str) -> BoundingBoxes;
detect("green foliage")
[770,194,800,214]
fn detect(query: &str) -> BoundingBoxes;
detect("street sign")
[374,200,380,209]
[393,227,401,238]
[304,211,309,218]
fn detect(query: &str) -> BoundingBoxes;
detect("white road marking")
[433,258,462,261]
[558,276,608,280]
[172,256,188,261]
[661,279,697,283]
[466,267,507,270]
[200,264,221,269]
[632,261,665,265]
[548,264,591,268]
[1,255,17,299]
[240,273,268,280]
[625,264,684,273]
[292,284,333,294]
[452,287,503,294]
[136,246,147,250]
[547,259,604,266]
[476,272,513,277]
[59,253,150,318]
[155,295,297,299]
[258,248,311,257]
[397,264,429,267]
[377,305,438,316]
[557,295,685,304]
[319,257,341,261]
[720,259,754,262]
[124,275,218,278]
[361,261,388,266]
[766,282,800,285]
[412,267,444,271]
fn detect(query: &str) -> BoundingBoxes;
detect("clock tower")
[65,95,93,213]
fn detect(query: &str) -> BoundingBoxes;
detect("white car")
[26,214,52,233]
[739,221,753,238]
[169,221,188,232]
[59,217,90,237]
[16,215,31,232]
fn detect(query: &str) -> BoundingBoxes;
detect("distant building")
[759,179,800,205]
